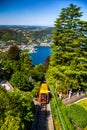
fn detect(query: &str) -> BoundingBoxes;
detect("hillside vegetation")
[0,27,53,46]
[0,28,27,44]
[0,45,46,129]
[46,4,87,130]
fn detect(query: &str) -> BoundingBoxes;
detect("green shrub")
[67,104,87,128]
[50,96,74,130]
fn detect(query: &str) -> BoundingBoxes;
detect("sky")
[0,0,87,26]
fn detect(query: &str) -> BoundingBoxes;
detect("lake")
[29,46,51,65]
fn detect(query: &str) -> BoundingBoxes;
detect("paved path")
[62,94,86,104]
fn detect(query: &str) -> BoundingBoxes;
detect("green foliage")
[67,104,87,128]
[1,115,21,130]
[1,59,21,80]
[10,71,33,91]
[50,95,74,130]
[2,60,20,72]
[0,87,9,127]
[0,86,34,130]
[31,81,40,97]
[0,52,6,61]
[20,52,32,76]
[46,3,87,93]
[32,64,46,81]
[1,49,33,81]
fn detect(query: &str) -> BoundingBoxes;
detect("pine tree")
[47,4,87,93]
[7,45,20,60]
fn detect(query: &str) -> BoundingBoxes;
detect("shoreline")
[0,42,52,53]
[28,45,51,54]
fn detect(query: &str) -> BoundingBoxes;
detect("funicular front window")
[41,94,47,101]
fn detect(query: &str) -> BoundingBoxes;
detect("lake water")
[29,46,51,65]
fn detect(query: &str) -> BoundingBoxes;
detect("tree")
[0,87,9,127]
[7,45,20,60]
[44,56,50,69]
[20,52,32,76]
[1,115,21,130]
[0,86,34,130]
[8,91,34,129]
[32,64,46,81]
[46,4,87,93]
[2,59,21,80]
[10,71,33,91]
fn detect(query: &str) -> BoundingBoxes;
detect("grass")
[54,118,62,130]
[66,103,87,129]
[76,98,87,111]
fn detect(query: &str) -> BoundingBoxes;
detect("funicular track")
[31,102,54,130]
[32,80,54,130]
[37,103,54,130]
[37,104,48,130]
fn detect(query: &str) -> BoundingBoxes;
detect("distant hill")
[0,25,53,30]
[0,25,54,45]
[0,28,27,44]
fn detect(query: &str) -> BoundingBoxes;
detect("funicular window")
[41,94,47,102]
